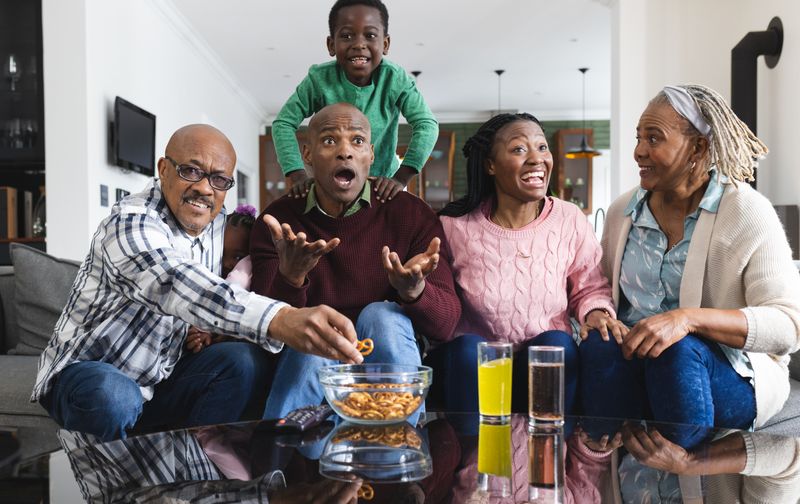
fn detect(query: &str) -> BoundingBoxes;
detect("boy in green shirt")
[272,0,439,203]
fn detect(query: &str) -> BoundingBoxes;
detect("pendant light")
[494,69,505,113]
[565,67,601,159]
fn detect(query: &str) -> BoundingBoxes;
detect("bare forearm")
[684,433,747,475]
[685,308,748,349]
[392,165,417,187]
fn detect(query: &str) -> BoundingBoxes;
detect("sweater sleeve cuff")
[571,438,615,461]
[579,302,617,324]
[741,307,758,352]
[240,292,288,353]
[269,273,310,307]
[741,432,758,475]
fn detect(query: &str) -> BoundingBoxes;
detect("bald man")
[251,104,460,418]
[32,124,362,441]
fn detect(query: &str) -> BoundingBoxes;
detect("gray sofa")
[0,243,80,460]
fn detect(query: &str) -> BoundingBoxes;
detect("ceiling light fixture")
[494,69,505,114]
[565,67,601,159]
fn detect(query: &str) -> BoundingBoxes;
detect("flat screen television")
[113,96,156,176]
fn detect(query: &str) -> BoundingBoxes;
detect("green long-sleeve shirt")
[271,59,439,178]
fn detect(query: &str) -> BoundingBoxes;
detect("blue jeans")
[41,341,273,442]
[425,330,579,415]
[579,332,756,436]
[263,302,422,419]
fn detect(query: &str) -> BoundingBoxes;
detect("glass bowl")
[318,364,432,425]
[319,421,432,483]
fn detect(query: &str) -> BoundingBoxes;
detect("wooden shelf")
[0,237,44,244]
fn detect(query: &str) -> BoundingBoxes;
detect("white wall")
[611,0,800,207]
[43,0,264,261]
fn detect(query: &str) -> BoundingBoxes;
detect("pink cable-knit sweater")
[440,197,615,348]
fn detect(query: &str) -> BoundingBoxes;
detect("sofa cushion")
[760,378,800,436]
[9,243,80,355]
[0,266,17,354]
[0,355,50,417]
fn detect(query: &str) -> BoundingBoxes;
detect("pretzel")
[355,338,374,356]
[358,483,375,500]
[332,384,423,421]
[332,423,423,449]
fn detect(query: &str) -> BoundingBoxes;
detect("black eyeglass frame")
[164,156,236,191]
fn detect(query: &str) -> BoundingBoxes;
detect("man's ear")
[157,157,167,179]
[370,143,375,165]
[383,35,390,55]
[301,143,313,171]
[326,36,335,57]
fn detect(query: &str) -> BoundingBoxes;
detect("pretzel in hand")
[358,483,375,500]
[356,338,374,356]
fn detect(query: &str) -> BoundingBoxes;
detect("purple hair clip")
[234,204,257,218]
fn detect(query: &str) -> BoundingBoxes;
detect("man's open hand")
[382,237,440,302]
[263,214,340,287]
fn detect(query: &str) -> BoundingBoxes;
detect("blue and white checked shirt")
[618,170,754,383]
[32,181,285,402]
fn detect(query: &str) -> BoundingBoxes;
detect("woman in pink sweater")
[426,113,623,414]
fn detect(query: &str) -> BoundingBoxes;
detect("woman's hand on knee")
[623,309,691,359]
[580,309,629,344]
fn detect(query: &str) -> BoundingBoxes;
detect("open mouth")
[349,56,370,66]
[184,197,212,211]
[521,170,546,187]
[334,168,356,188]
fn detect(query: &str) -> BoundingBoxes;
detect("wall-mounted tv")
[113,96,156,177]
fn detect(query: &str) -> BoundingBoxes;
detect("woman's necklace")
[490,201,541,229]
[490,202,542,259]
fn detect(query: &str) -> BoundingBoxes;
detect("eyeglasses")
[165,156,235,191]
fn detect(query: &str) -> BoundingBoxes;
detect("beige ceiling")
[171,0,612,122]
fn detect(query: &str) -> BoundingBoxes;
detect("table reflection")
[53,414,800,503]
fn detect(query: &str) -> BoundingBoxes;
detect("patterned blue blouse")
[618,170,753,382]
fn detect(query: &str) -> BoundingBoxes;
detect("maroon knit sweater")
[250,192,460,342]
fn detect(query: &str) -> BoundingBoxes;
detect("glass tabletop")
[4,413,800,503]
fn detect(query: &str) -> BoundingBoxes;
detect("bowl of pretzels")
[318,363,432,425]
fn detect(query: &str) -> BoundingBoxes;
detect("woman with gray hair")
[580,84,800,440]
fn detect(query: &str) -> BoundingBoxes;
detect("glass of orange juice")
[477,421,512,497]
[478,342,513,422]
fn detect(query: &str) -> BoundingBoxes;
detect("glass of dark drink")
[528,346,564,426]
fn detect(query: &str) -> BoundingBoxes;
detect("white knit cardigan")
[602,180,800,428]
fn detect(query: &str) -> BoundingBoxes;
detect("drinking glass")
[477,421,512,497]
[528,346,564,426]
[528,424,565,503]
[477,342,512,422]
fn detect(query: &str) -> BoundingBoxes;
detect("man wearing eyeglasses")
[32,124,363,442]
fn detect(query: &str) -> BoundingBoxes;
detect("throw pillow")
[9,243,80,355]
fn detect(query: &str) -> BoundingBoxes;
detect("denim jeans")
[579,332,756,437]
[425,330,580,416]
[263,302,422,419]
[41,341,273,442]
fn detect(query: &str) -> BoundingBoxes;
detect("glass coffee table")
[3,413,800,503]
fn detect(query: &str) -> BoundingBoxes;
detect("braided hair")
[439,113,544,217]
[328,0,389,35]
[651,84,768,183]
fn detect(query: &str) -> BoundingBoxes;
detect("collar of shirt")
[304,179,372,217]
[624,169,725,226]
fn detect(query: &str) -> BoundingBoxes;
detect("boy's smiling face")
[327,5,390,87]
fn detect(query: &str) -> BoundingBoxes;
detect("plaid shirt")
[32,181,285,402]
[58,429,286,503]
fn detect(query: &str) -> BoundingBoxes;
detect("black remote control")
[275,404,333,432]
